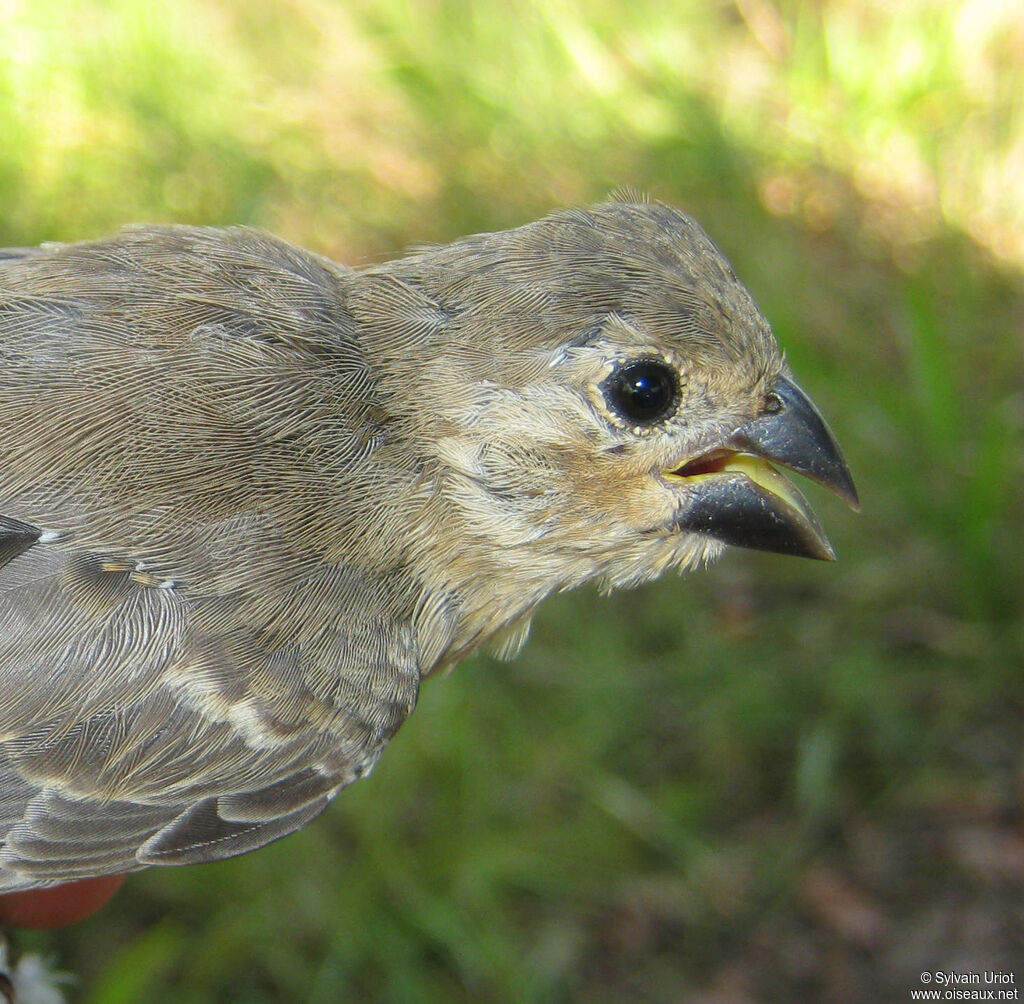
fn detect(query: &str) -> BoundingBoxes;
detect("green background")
[3,1,1022,1000]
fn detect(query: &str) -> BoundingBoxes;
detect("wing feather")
[0,227,424,889]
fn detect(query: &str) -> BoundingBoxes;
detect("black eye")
[600,357,680,426]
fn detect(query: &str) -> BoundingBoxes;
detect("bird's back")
[0,227,422,889]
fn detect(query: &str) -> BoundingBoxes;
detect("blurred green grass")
[2,1,1022,1000]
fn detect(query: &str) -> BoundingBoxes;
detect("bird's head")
[355,200,858,626]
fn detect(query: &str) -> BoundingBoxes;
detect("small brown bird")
[0,200,856,891]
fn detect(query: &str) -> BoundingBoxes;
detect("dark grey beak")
[670,376,858,560]
[727,375,860,510]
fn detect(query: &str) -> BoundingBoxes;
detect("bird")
[0,199,857,892]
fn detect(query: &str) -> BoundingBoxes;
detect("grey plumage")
[0,202,855,890]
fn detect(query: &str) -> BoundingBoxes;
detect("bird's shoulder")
[0,224,433,889]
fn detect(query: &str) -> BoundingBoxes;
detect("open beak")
[668,376,859,560]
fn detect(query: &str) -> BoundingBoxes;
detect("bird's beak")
[667,376,859,560]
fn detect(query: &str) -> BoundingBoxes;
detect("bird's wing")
[0,525,420,889]
[0,524,419,885]
[0,227,422,889]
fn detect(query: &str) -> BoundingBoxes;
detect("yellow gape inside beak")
[667,450,837,561]
[667,375,858,561]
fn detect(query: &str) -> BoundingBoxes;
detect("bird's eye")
[600,357,680,426]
